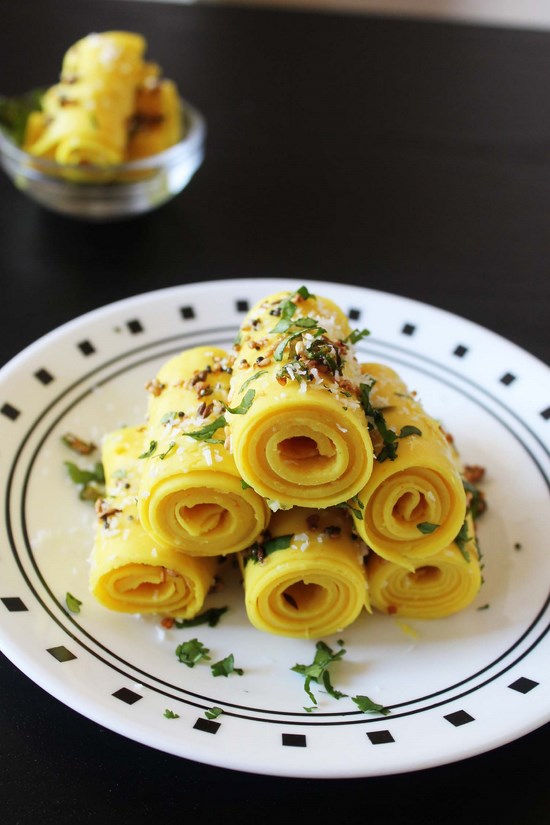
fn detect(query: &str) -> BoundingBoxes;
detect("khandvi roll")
[367,515,481,618]
[351,363,467,569]
[26,32,146,167]
[138,346,270,556]
[240,507,370,638]
[90,426,217,617]
[126,78,183,160]
[22,31,186,170]
[227,287,374,508]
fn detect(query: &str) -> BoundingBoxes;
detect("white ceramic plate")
[0,278,548,778]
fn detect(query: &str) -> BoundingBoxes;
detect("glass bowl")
[0,100,206,220]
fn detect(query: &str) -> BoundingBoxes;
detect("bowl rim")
[0,97,206,174]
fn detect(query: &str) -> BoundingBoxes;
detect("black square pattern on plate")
[500,372,516,386]
[508,677,539,694]
[401,323,416,336]
[348,308,361,321]
[541,406,550,421]
[1,402,20,421]
[180,305,195,320]
[444,710,475,727]
[112,687,142,705]
[453,345,468,358]
[282,733,307,748]
[194,718,221,734]
[35,368,54,385]
[367,730,395,745]
[47,645,77,663]
[1,596,28,612]
[236,299,249,313]
[127,319,143,334]
[78,340,96,356]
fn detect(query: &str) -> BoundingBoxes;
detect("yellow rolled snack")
[240,507,370,639]
[90,426,217,617]
[367,515,481,618]
[26,31,146,166]
[126,78,183,160]
[227,288,374,508]
[138,346,270,556]
[351,363,467,569]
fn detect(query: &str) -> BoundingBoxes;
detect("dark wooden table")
[0,1,548,822]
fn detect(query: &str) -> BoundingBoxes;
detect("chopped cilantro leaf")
[238,369,268,393]
[341,495,365,520]
[264,534,293,554]
[210,653,244,677]
[159,441,176,460]
[64,461,104,485]
[454,519,472,561]
[245,533,294,564]
[359,381,422,463]
[345,328,370,345]
[0,88,45,146]
[163,709,180,719]
[463,478,486,521]
[174,606,228,628]
[398,425,422,438]
[291,640,347,706]
[352,695,391,716]
[65,592,82,614]
[183,415,227,443]
[273,329,307,361]
[205,706,223,720]
[270,298,299,333]
[225,389,256,415]
[175,638,211,667]
[416,522,440,534]
[139,440,158,459]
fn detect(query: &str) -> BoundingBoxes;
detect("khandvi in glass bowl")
[0,31,206,219]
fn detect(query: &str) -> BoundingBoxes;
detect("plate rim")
[1,277,549,778]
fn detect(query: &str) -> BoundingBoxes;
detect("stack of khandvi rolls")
[23,31,185,169]
[89,287,485,635]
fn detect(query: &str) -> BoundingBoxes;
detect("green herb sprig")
[291,640,347,707]
[175,638,211,668]
[174,606,228,628]
[65,592,82,614]
[359,381,422,462]
[210,654,244,677]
